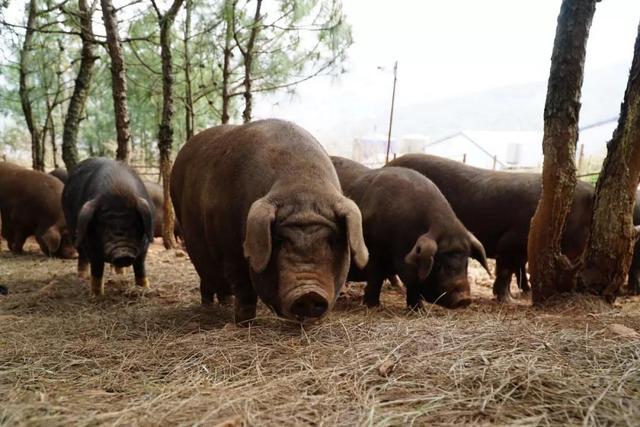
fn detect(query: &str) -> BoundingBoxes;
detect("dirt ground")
[1,239,639,426]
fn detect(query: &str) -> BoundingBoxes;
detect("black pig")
[62,158,154,296]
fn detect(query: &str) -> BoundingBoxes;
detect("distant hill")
[325,62,628,149]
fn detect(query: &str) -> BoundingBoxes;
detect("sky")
[253,0,640,143]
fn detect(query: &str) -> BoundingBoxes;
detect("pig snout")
[441,278,471,309]
[106,243,138,267]
[447,291,471,309]
[282,285,330,322]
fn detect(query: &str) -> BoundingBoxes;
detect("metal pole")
[385,61,398,165]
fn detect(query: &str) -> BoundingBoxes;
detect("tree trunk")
[580,22,640,301]
[63,0,97,171]
[183,0,194,140]
[241,0,262,124]
[220,0,234,124]
[101,0,131,162]
[527,0,597,305]
[19,0,44,171]
[155,0,184,249]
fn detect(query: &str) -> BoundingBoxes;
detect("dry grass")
[1,240,639,426]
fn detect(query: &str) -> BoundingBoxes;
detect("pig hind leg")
[516,264,530,294]
[493,256,516,303]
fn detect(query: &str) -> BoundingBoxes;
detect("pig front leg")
[90,260,105,296]
[133,253,149,288]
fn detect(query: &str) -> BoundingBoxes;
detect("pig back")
[62,158,153,236]
[173,120,341,242]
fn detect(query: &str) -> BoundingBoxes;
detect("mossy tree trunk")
[580,22,640,301]
[527,0,598,305]
[152,0,184,249]
[62,0,97,171]
[101,0,131,162]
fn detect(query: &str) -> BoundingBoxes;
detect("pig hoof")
[218,294,234,306]
[496,292,515,304]
[90,277,104,297]
[135,277,150,288]
[234,304,257,326]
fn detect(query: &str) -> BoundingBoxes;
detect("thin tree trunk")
[19,0,44,171]
[154,0,184,249]
[220,0,235,124]
[527,0,597,305]
[580,22,640,302]
[183,0,194,140]
[241,0,262,123]
[63,0,97,171]
[101,0,131,162]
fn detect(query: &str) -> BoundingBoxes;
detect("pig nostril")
[290,292,329,319]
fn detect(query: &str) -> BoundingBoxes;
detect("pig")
[171,119,368,324]
[628,191,640,295]
[142,180,183,240]
[388,154,595,303]
[0,161,76,258]
[332,157,489,309]
[143,181,164,238]
[62,158,155,296]
[49,168,68,183]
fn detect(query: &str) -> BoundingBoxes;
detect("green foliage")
[0,0,352,166]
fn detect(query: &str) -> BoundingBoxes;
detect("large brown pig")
[0,161,76,258]
[388,154,594,303]
[62,158,155,296]
[332,157,489,309]
[171,119,368,324]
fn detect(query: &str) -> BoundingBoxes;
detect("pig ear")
[76,199,97,246]
[468,231,491,276]
[334,197,369,269]
[405,234,438,281]
[136,197,154,241]
[243,197,277,273]
[40,226,61,255]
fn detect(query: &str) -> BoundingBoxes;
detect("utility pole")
[385,60,398,164]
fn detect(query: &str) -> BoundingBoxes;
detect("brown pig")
[332,157,489,309]
[171,119,369,324]
[0,161,76,258]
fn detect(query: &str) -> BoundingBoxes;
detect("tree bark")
[62,0,97,171]
[240,0,262,123]
[153,0,184,249]
[183,0,194,140]
[19,0,44,171]
[580,22,640,301]
[220,0,235,124]
[101,0,131,162]
[527,0,597,305]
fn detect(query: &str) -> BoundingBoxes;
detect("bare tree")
[527,0,598,304]
[62,0,98,170]
[580,22,640,301]
[101,0,131,162]
[182,0,194,140]
[19,0,44,170]
[234,0,262,123]
[151,0,184,249]
[220,0,235,124]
